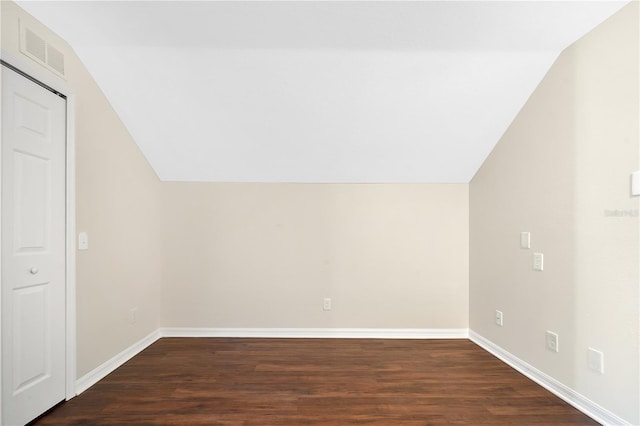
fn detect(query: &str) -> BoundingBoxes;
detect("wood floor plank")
[31,338,598,425]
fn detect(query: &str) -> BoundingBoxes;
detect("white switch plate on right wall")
[632,171,640,196]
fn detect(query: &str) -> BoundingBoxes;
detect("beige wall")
[1,2,163,377]
[470,3,639,424]
[161,183,469,329]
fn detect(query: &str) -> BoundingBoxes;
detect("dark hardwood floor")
[33,338,598,425]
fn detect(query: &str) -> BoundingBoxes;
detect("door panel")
[14,93,51,139]
[2,64,66,426]
[13,151,50,252]
[13,282,50,393]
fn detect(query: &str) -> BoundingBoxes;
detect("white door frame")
[0,49,77,420]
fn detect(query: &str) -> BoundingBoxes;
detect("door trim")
[0,49,77,417]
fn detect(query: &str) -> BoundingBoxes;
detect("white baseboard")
[75,329,161,395]
[159,327,469,339]
[469,330,628,426]
[74,327,466,394]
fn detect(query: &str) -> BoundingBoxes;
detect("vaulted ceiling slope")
[17,1,628,183]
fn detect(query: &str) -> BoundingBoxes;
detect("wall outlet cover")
[129,307,138,324]
[323,298,332,311]
[588,348,604,374]
[546,330,559,353]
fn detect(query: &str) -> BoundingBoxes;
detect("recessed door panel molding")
[12,283,51,395]
[13,151,51,253]
[14,93,51,139]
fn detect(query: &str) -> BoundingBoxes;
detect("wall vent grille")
[19,20,66,78]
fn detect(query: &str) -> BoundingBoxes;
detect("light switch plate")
[632,171,640,196]
[533,253,544,271]
[520,232,531,249]
[78,232,88,250]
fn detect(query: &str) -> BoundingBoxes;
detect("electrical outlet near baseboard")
[323,298,332,311]
[129,307,138,324]
[546,330,559,353]
[495,310,503,326]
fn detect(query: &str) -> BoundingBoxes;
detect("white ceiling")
[17,1,628,183]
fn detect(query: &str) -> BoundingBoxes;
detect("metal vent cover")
[19,20,66,78]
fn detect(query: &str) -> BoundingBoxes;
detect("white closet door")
[1,64,67,426]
